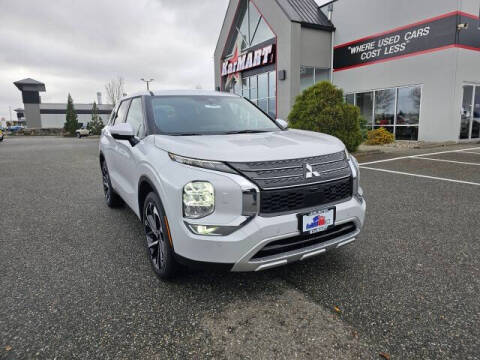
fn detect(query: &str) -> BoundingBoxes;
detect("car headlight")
[169,153,237,174]
[183,181,215,219]
[345,149,360,195]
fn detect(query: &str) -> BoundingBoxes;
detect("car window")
[108,109,116,126]
[125,97,145,137]
[149,96,280,135]
[114,100,131,125]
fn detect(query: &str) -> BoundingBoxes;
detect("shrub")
[365,127,395,145]
[359,116,369,141]
[288,81,363,152]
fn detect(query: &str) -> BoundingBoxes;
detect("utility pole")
[9,105,12,122]
[140,78,154,91]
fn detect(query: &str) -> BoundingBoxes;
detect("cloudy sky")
[0,0,332,121]
[0,0,229,120]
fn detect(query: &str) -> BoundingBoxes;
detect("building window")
[224,0,275,57]
[268,71,276,119]
[396,86,421,140]
[315,68,330,82]
[355,92,374,125]
[257,72,269,114]
[374,89,395,126]
[300,66,330,92]
[345,93,354,105]
[346,85,421,140]
[249,75,257,104]
[239,70,276,118]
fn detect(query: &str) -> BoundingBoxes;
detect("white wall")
[332,0,461,141]
[333,0,457,46]
[41,113,107,129]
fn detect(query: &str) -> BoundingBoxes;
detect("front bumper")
[172,195,366,272]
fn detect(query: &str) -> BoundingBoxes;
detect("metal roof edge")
[298,21,335,32]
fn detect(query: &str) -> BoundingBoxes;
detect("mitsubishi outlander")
[99,90,365,279]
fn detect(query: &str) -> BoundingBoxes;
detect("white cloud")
[0,0,228,119]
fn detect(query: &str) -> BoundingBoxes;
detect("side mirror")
[110,123,138,145]
[276,119,288,130]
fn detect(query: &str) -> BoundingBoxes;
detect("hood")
[153,129,345,162]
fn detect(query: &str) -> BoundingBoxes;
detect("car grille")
[227,151,351,190]
[259,177,353,214]
[251,222,357,260]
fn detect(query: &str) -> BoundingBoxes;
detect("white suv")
[99,90,365,279]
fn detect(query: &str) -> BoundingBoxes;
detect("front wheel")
[143,192,177,279]
[76,133,81,138]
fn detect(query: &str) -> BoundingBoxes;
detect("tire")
[143,192,178,279]
[76,133,81,138]
[101,160,123,207]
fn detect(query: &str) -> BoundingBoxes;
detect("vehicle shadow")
[116,200,356,306]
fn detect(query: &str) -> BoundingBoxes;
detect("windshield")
[147,95,280,135]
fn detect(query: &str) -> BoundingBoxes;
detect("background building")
[13,78,113,129]
[214,0,480,142]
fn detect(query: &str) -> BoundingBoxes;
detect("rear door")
[103,99,130,189]
[112,97,147,208]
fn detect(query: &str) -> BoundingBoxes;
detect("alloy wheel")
[144,201,165,271]
[101,163,110,202]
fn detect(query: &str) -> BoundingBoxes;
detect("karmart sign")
[221,44,275,77]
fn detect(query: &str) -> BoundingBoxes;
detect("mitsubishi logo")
[304,163,320,179]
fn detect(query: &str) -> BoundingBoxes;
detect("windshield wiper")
[224,130,272,134]
[169,133,205,136]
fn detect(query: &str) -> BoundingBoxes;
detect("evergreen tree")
[89,102,104,135]
[64,94,79,136]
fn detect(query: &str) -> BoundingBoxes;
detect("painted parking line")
[360,166,480,186]
[459,150,480,155]
[412,157,480,166]
[359,146,480,166]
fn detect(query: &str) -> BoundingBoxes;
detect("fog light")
[185,223,239,236]
[190,225,219,235]
[183,181,214,219]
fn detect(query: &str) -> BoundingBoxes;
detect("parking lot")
[1,137,479,359]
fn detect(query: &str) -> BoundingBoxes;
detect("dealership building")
[13,78,113,129]
[214,0,480,141]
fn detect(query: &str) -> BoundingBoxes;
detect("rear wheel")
[143,192,177,279]
[76,133,81,138]
[101,160,122,207]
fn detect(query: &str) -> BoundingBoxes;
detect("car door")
[112,96,147,209]
[103,99,131,190]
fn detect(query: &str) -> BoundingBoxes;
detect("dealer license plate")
[300,208,335,234]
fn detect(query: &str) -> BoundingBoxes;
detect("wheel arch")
[138,175,162,220]
[99,151,105,166]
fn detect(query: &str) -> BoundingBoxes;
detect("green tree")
[88,102,104,135]
[64,94,79,136]
[288,81,363,152]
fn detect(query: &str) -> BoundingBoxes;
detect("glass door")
[472,86,480,139]
[460,84,480,140]
[460,85,473,140]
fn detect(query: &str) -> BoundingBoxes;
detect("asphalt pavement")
[1,137,479,359]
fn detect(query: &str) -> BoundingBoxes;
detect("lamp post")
[140,78,154,91]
